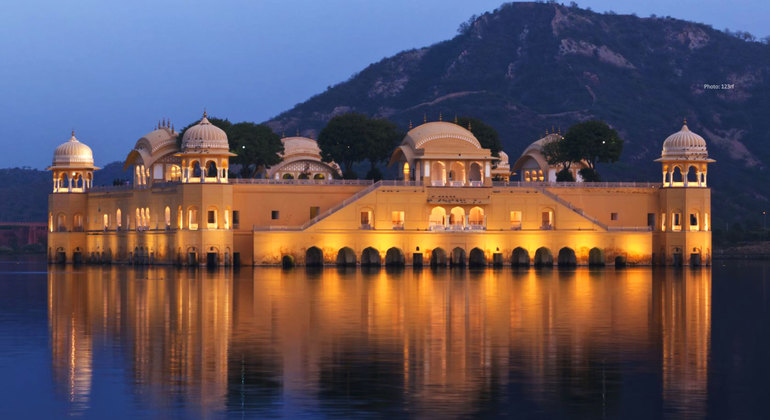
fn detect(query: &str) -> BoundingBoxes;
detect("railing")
[90,184,134,192]
[537,187,609,231]
[232,178,373,186]
[493,181,659,188]
[607,226,654,232]
[431,180,445,187]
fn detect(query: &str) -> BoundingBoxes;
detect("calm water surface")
[0,257,768,419]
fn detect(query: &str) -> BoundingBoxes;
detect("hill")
[266,1,770,230]
[0,162,127,222]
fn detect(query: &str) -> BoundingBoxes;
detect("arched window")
[206,160,218,178]
[449,162,465,185]
[403,162,410,180]
[704,213,710,231]
[360,208,373,229]
[165,206,171,228]
[191,161,202,178]
[510,211,522,229]
[524,170,531,182]
[177,206,183,229]
[314,173,325,180]
[48,213,53,232]
[469,162,482,183]
[687,166,699,184]
[73,213,83,231]
[136,208,141,230]
[224,207,230,230]
[188,207,199,230]
[282,173,294,179]
[116,209,122,229]
[671,166,683,186]
[145,207,151,229]
[671,210,682,231]
[429,207,446,229]
[469,206,484,228]
[431,162,446,186]
[298,173,309,179]
[103,214,109,230]
[56,213,66,232]
[538,170,544,182]
[449,207,465,228]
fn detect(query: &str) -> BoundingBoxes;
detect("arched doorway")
[511,247,530,267]
[429,207,446,230]
[305,246,323,266]
[468,248,486,267]
[430,248,447,267]
[449,162,465,185]
[534,247,553,267]
[450,247,466,267]
[449,207,465,229]
[588,247,604,266]
[431,162,446,185]
[361,247,381,267]
[469,162,482,183]
[336,247,356,266]
[557,247,577,267]
[469,207,484,228]
[385,247,405,267]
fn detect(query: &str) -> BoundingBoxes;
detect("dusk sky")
[1,0,766,169]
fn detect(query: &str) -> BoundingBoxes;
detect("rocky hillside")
[266,2,770,229]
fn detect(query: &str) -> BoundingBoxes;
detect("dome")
[51,131,95,168]
[137,126,177,155]
[404,121,481,150]
[660,122,709,160]
[181,113,229,152]
[281,136,322,159]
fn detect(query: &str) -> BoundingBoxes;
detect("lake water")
[0,257,768,419]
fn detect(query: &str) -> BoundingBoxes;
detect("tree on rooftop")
[228,122,283,178]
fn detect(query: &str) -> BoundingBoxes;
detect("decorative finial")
[545,128,549,135]
[439,112,443,122]
[71,129,75,138]
[558,126,561,135]
[281,130,285,138]
[408,120,413,129]
[171,123,174,132]
[454,114,458,124]
[203,108,207,119]
[683,117,687,125]
[423,113,427,124]
[468,121,472,131]
[296,128,300,137]
[551,125,555,133]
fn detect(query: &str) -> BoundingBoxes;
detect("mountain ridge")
[265,1,770,228]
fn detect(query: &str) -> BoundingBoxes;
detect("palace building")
[47,114,713,267]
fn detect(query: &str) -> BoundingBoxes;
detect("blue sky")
[1,0,767,169]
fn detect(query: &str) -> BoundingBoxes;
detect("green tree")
[457,116,502,156]
[563,120,623,170]
[363,118,402,177]
[318,113,403,179]
[318,113,369,177]
[227,122,283,178]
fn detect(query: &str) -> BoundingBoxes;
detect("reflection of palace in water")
[49,266,710,417]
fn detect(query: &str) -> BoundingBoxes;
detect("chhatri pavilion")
[47,114,713,267]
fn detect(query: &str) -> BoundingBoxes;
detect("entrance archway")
[534,247,553,267]
[557,247,577,267]
[336,247,356,266]
[512,247,530,267]
[450,247,466,267]
[361,247,381,267]
[468,248,486,267]
[385,247,405,267]
[430,248,447,267]
[588,247,604,266]
[305,246,324,266]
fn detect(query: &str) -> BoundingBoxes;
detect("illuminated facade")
[47,116,713,266]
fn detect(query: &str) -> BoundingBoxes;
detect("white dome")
[661,122,709,160]
[181,113,229,152]
[52,132,94,167]
[282,136,322,159]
